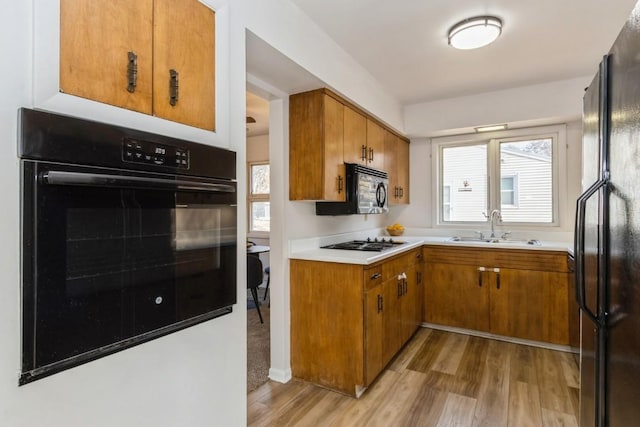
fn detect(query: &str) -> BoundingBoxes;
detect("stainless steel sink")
[448,236,541,246]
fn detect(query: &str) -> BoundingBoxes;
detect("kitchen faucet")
[482,209,502,238]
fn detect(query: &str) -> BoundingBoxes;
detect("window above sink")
[432,124,567,229]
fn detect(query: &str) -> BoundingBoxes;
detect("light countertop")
[289,235,573,266]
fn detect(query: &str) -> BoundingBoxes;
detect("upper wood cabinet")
[60,0,215,131]
[384,131,410,204]
[343,106,368,165]
[289,88,410,202]
[289,91,345,201]
[365,119,386,171]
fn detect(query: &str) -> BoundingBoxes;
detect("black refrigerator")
[576,3,640,426]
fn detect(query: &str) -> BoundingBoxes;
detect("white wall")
[388,77,587,237]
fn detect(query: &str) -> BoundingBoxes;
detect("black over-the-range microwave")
[19,108,237,384]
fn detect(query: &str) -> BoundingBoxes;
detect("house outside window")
[248,162,270,233]
[432,125,564,227]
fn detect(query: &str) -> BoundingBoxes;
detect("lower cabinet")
[291,249,422,396]
[424,246,571,345]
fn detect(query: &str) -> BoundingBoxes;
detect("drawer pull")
[478,266,486,287]
[370,272,382,280]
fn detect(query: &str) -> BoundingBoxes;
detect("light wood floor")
[248,328,579,427]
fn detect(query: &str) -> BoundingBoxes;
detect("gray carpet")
[247,289,270,393]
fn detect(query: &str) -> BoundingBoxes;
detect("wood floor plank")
[558,351,580,389]
[407,329,448,373]
[472,339,510,427]
[431,333,469,375]
[533,347,575,414]
[510,344,538,386]
[437,392,477,427]
[329,369,401,426]
[541,408,579,427]
[388,327,432,372]
[508,380,543,427]
[568,386,580,419]
[456,335,489,398]
[284,389,352,426]
[366,369,429,426]
[402,380,449,426]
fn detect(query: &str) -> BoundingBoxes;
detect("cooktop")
[321,237,405,252]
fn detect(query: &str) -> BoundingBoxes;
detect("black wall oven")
[19,108,237,384]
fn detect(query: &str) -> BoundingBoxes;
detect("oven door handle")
[41,170,236,193]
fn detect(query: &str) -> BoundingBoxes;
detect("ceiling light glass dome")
[448,16,502,50]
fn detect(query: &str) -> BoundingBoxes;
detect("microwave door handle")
[376,182,387,207]
[41,170,236,193]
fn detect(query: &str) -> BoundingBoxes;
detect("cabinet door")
[153,0,215,131]
[382,278,401,366]
[60,0,153,114]
[425,263,490,331]
[489,268,569,344]
[384,131,398,201]
[364,285,383,386]
[396,138,410,204]
[400,263,418,343]
[322,96,346,201]
[343,106,367,165]
[366,119,385,170]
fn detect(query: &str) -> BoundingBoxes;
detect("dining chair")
[247,255,264,324]
[263,266,270,301]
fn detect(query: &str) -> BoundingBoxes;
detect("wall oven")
[19,108,237,384]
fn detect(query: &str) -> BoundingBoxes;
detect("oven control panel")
[123,138,189,169]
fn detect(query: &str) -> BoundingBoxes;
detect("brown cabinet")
[289,88,409,202]
[291,249,422,396]
[343,106,368,166]
[365,119,386,171]
[289,91,345,201]
[60,0,215,131]
[384,131,410,204]
[423,246,570,345]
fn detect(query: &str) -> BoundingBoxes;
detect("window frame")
[247,161,270,236]
[431,124,566,230]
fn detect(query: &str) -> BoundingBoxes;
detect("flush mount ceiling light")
[448,16,502,50]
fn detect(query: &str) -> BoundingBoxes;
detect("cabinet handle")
[361,145,367,162]
[369,147,374,162]
[494,268,501,290]
[478,267,486,287]
[399,187,404,198]
[127,51,138,93]
[380,295,384,312]
[394,186,399,199]
[337,175,343,193]
[370,272,381,280]
[377,294,382,313]
[403,279,407,295]
[397,281,402,298]
[169,69,179,106]
[417,271,422,284]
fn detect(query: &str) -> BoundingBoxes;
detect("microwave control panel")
[123,138,189,169]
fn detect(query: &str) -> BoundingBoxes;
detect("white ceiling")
[289,0,637,104]
[246,0,638,136]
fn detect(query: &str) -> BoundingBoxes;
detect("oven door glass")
[22,161,237,383]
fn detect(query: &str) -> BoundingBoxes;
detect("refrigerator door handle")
[575,178,607,324]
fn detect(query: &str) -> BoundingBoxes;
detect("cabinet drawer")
[423,246,493,266]
[381,249,419,281]
[492,250,569,272]
[364,264,383,291]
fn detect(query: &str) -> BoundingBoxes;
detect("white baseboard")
[421,322,575,353]
[268,367,292,383]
